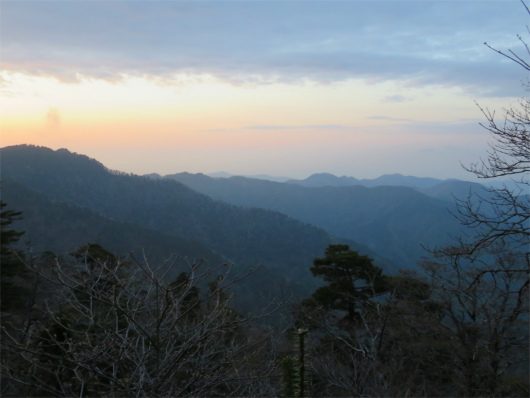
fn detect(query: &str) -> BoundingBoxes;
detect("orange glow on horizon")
[0,71,505,181]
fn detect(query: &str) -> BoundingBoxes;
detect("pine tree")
[0,200,29,311]
[304,244,388,320]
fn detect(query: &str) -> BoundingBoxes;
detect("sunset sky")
[1,0,528,180]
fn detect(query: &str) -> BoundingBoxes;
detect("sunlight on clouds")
[1,71,509,134]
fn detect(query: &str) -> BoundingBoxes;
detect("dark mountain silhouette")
[1,145,396,297]
[286,172,458,190]
[208,171,292,182]
[144,173,162,180]
[1,177,225,267]
[285,173,360,187]
[360,173,453,189]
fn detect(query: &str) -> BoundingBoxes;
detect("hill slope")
[1,145,396,296]
[163,172,467,268]
[1,178,225,266]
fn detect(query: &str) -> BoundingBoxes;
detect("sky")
[1,0,528,180]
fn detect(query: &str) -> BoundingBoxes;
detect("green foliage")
[280,355,297,397]
[280,329,310,398]
[297,245,526,397]
[0,200,25,257]
[304,244,388,320]
[70,243,117,265]
[294,329,309,398]
[387,271,431,301]
[0,200,31,311]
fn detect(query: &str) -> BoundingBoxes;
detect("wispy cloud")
[383,94,412,103]
[245,125,350,130]
[364,118,487,137]
[368,116,413,122]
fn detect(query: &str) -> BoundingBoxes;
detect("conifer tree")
[0,200,30,311]
[304,244,388,320]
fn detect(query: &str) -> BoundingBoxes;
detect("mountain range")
[285,172,459,189]
[202,171,464,190]
[159,172,485,268]
[2,144,493,301]
[1,145,395,302]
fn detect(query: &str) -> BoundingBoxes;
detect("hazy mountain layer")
[422,180,488,202]
[163,172,470,268]
[1,178,226,266]
[1,145,397,297]
[285,172,456,189]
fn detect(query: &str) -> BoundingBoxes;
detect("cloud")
[383,94,412,103]
[1,1,527,96]
[368,116,413,122]
[364,118,487,137]
[45,108,61,129]
[245,125,349,131]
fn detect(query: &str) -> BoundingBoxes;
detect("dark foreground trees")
[1,244,281,397]
[421,249,528,397]
[427,3,530,394]
[0,200,31,312]
[420,6,530,396]
[302,244,388,320]
[295,245,443,396]
[452,82,529,262]
[448,0,529,274]
[294,245,529,397]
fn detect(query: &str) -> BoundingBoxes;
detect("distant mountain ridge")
[205,171,466,190]
[285,173,360,187]
[161,172,472,269]
[422,180,487,202]
[179,171,519,194]
[286,172,458,190]
[3,144,492,283]
[207,172,292,183]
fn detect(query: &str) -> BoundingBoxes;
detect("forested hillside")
[162,172,468,268]
[0,178,226,266]
[1,145,397,295]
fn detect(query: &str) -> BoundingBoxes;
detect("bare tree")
[483,0,530,72]
[455,87,530,259]
[421,5,530,394]
[454,0,529,261]
[1,247,281,397]
[421,248,529,396]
